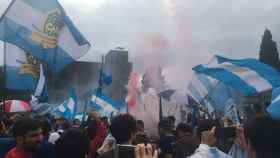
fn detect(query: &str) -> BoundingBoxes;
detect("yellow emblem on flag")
[31,9,64,49]
[19,53,41,78]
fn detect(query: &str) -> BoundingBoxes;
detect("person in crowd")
[158,118,176,158]
[173,123,198,158]
[101,116,110,130]
[187,119,231,158]
[133,120,149,145]
[97,132,116,156]
[167,116,176,130]
[135,144,158,158]
[55,128,90,158]
[33,118,55,158]
[5,118,43,158]
[167,116,176,127]
[72,119,81,128]
[235,115,280,158]
[217,117,235,153]
[87,111,107,158]
[0,119,9,138]
[99,114,137,158]
[48,118,70,144]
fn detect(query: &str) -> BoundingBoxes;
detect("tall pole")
[3,42,6,113]
[159,96,163,121]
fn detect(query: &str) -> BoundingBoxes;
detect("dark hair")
[37,119,51,137]
[158,118,173,131]
[13,118,40,137]
[101,116,108,122]
[136,120,144,127]
[167,116,176,124]
[55,128,90,158]
[196,119,220,138]
[244,115,280,158]
[176,123,192,134]
[110,114,137,144]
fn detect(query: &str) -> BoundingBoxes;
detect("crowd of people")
[0,110,280,158]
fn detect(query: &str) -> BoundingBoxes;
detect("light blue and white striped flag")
[53,90,77,120]
[90,94,118,116]
[188,72,231,113]
[0,0,91,75]
[5,43,39,91]
[193,55,280,96]
[267,87,280,120]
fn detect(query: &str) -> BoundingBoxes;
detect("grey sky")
[1,0,280,89]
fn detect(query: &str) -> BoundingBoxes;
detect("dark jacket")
[0,137,15,158]
[173,133,198,158]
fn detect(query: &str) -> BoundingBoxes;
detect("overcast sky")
[1,0,280,90]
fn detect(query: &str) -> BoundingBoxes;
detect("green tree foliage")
[259,29,280,71]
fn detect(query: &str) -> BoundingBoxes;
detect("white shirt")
[188,144,232,158]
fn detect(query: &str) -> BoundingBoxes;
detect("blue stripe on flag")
[22,0,61,13]
[89,101,103,111]
[193,65,258,96]
[196,74,213,93]
[208,82,231,112]
[267,101,280,120]
[6,66,37,91]
[21,0,91,46]
[272,87,280,100]
[215,55,280,88]
[96,94,116,107]
[0,17,75,75]
[188,83,206,105]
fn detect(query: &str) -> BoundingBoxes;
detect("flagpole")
[159,95,163,121]
[3,41,7,113]
[0,0,16,22]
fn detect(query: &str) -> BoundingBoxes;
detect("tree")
[259,29,280,71]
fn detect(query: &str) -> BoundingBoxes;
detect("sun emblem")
[31,9,65,49]
[19,53,41,78]
[44,11,64,38]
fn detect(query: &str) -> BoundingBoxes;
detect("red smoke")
[149,33,170,50]
[126,72,140,108]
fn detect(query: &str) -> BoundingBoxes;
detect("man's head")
[55,128,90,158]
[73,119,81,127]
[167,116,176,125]
[244,115,280,158]
[37,118,51,138]
[196,119,220,143]
[136,120,145,132]
[110,114,137,144]
[13,118,43,152]
[176,123,192,138]
[158,118,174,136]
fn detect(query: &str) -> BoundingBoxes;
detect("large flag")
[0,0,91,75]
[53,89,77,120]
[90,94,118,116]
[193,55,280,96]
[267,88,280,120]
[5,43,40,91]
